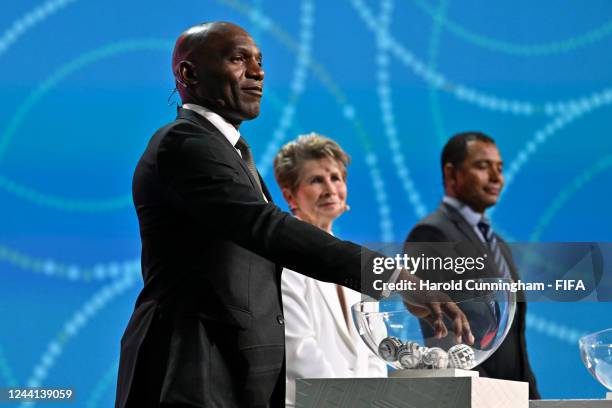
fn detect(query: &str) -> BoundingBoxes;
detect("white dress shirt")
[182,103,241,156]
[183,103,267,201]
[442,196,488,243]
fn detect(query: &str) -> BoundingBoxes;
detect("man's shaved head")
[171,22,264,127]
[172,22,246,81]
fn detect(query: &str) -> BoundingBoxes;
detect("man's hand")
[398,271,475,345]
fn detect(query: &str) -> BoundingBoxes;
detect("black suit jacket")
[405,202,540,399]
[115,108,393,408]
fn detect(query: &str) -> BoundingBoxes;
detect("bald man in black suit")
[115,22,471,408]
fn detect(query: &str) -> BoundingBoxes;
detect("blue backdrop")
[1,0,611,406]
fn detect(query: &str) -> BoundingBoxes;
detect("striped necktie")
[235,136,264,197]
[477,218,511,279]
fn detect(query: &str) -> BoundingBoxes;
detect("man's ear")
[281,188,297,212]
[178,60,198,87]
[443,163,456,186]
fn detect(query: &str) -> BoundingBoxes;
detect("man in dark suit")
[115,22,470,408]
[405,131,540,399]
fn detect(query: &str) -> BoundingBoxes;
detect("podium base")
[296,376,528,408]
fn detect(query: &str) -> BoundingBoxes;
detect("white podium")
[296,370,528,408]
[296,373,612,408]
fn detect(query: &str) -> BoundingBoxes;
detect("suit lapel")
[497,236,520,281]
[440,203,486,251]
[440,203,510,278]
[176,108,269,201]
[315,281,356,353]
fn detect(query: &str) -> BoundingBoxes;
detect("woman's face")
[283,157,347,230]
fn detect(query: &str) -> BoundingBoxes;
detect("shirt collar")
[442,196,486,227]
[182,103,241,148]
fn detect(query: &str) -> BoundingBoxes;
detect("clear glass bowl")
[579,328,612,391]
[352,278,516,370]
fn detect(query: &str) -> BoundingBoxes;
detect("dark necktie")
[477,218,511,279]
[235,136,264,197]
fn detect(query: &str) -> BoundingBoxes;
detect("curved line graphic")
[0,39,172,211]
[426,0,449,147]
[351,0,612,117]
[375,0,427,224]
[256,0,313,179]
[0,39,172,162]
[530,155,612,241]
[22,271,139,407]
[0,0,80,58]
[412,0,612,57]
[0,174,132,212]
[0,244,139,281]
[0,344,17,388]
[492,98,612,217]
[84,361,119,408]
[527,313,588,345]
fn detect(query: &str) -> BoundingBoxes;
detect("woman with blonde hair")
[274,133,386,407]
